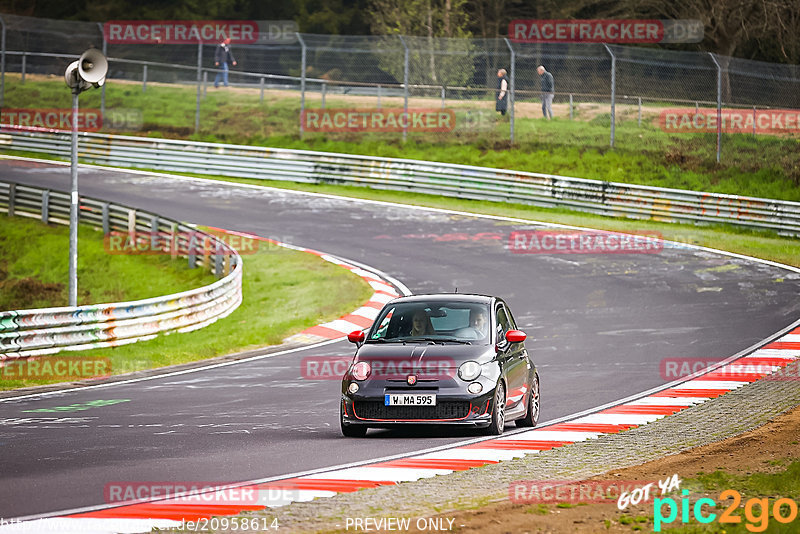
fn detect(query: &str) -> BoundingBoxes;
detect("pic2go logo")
[654,489,800,532]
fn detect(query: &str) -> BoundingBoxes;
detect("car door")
[495,303,527,412]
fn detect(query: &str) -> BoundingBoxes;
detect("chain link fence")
[1,13,799,162]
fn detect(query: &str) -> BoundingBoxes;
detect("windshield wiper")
[365,338,407,343]
[437,337,472,345]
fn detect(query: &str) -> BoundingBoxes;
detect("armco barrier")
[2,127,799,235]
[0,180,243,359]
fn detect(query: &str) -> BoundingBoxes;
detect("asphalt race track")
[1,158,799,519]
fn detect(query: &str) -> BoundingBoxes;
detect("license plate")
[384,394,436,406]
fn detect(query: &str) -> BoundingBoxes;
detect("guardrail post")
[8,182,15,216]
[41,190,49,223]
[101,202,109,235]
[708,52,722,163]
[296,33,307,139]
[21,53,25,84]
[504,37,516,144]
[214,243,223,277]
[399,36,409,142]
[195,42,202,134]
[321,81,326,109]
[188,233,197,269]
[170,222,178,260]
[127,208,136,237]
[602,43,616,148]
[1,15,6,108]
[260,76,264,103]
[150,215,159,251]
[142,64,148,92]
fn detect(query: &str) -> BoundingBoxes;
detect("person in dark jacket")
[537,65,554,119]
[495,68,509,116]
[214,37,237,88]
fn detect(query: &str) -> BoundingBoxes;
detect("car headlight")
[458,361,482,381]
[351,361,371,381]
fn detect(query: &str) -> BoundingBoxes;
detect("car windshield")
[367,301,491,344]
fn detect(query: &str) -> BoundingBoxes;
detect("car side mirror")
[505,330,527,343]
[347,330,366,345]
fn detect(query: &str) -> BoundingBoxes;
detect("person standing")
[496,68,509,116]
[214,37,237,88]
[537,65,554,120]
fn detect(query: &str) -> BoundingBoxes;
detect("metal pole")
[504,38,516,144]
[296,33,306,139]
[709,52,722,163]
[98,22,106,122]
[377,84,381,109]
[570,94,573,120]
[68,90,79,306]
[260,76,264,102]
[603,43,616,148]
[142,64,147,92]
[441,86,445,109]
[195,42,202,134]
[321,81,326,109]
[638,96,642,127]
[203,71,207,98]
[399,36,409,142]
[1,16,6,109]
[21,53,25,84]
[752,106,756,137]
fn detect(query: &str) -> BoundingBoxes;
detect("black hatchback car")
[340,294,539,437]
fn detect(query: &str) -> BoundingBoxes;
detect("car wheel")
[483,382,506,436]
[340,403,367,437]
[516,372,540,427]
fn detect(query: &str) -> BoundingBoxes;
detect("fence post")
[399,35,409,142]
[150,215,159,252]
[215,242,223,277]
[708,52,722,163]
[41,190,49,223]
[195,43,202,134]
[297,32,306,139]
[638,97,642,127]
[142,64,147,92]
[441,86,445,109]
[188,233,197,269]
[260,76,264,102]
[1,16,6,109]
[752,107,756,137]
[602,43,616,148]
[569,94,573,120]
[377,84,381,109]
[504,37,516,144]
[321,81,326,109]
[21,53,25,84]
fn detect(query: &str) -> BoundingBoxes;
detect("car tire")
[340,403,367,437]
[516,372,540,427]
[483,382,506,436]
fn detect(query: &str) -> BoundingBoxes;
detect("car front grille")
[353,401,471,421]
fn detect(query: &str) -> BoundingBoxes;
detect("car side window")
[496,305,511,344]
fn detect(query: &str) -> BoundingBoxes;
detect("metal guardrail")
[2,127,800,236]
[0,179,243,359]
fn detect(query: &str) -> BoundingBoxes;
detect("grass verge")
[0,216,373,390]
[4,74,799,201]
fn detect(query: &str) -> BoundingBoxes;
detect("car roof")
[386,294,496,306]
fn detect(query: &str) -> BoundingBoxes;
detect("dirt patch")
[0,277,64,310]
[409,405,800,533]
